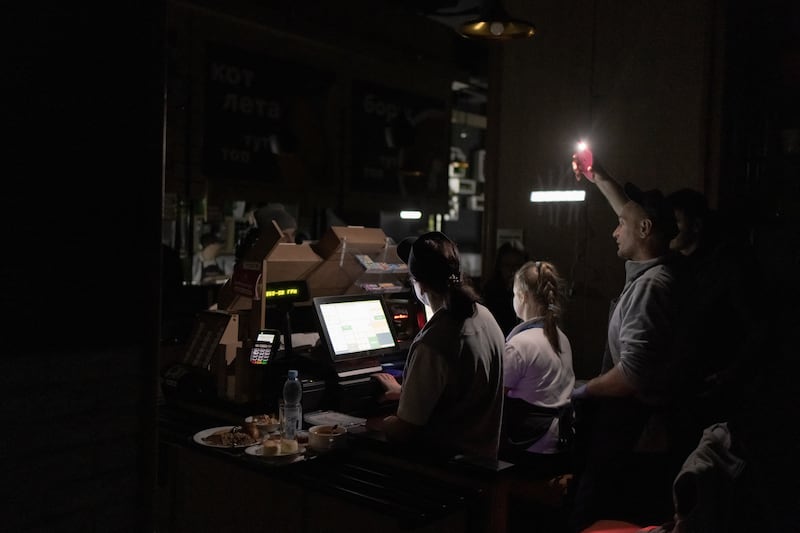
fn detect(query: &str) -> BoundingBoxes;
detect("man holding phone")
[568,148,692,531]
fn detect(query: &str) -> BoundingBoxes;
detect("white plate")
[245,443,306,461]
[193,426,259,449]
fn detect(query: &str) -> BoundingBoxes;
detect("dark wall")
[719,0,800,294]
[4,2,165,529]
[164,0,467,258]
[488,0,800,377]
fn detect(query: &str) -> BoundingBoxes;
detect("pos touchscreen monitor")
[313,293,398,363]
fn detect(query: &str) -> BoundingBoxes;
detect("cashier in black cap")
[368,231,506,460]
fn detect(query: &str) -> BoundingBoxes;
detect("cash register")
[162,224,419,419]
[242,287,414,418]
[310,292,409,416]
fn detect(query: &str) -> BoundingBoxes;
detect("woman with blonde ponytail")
[500,260,575,462]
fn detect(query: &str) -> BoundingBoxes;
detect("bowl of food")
[245,414,280,437]
[308,424,347,453]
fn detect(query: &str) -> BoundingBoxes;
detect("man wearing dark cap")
[368,231,505,461]
[569,159,690,530]
[572,165,682,407]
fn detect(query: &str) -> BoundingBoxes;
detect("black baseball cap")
[624,183,679,241]
[397,231,459,286]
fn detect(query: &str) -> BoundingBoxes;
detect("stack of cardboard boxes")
[212,224,407,402]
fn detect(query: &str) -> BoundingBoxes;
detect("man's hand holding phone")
[572,141,595,182]
[570,145,627,214]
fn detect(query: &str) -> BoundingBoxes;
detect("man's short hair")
[624,183,679,241]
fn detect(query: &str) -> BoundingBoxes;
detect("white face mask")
[412,279,430,307]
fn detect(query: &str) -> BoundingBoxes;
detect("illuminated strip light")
[400,210,422,219]
[529,190,586,203]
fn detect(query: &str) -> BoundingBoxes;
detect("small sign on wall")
[496,228,524,250]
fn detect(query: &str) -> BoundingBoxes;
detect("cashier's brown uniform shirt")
[398,303,505,459]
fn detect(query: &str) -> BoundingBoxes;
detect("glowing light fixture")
[530,190,586,203]
[460,0,536,41]
[400,210,422,219]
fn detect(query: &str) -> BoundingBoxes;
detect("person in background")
[482,240,530,336]
[217,203,299,310]
[500,260,575,471]
[191,232,232,285]
[233,201,267,253]
[667,188,710,257]
[368,231,505,461]
[568,157,690,531]
[574,182,796,533]
[234,203,298,262]
[664,188,768,435]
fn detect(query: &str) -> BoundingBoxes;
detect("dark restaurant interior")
[4,0,800,531]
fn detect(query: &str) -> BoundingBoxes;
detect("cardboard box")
[257,241,323,330]
[241,221,283,263]
[228,232,323,301]
[264,242,323,284]
[307,226,392,297]
[313,226,390,260]
[305,260,360,298]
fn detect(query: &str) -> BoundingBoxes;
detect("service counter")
[159,230,572,532]
[157,400,517,533]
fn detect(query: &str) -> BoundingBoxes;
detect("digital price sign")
[264,280,309,303]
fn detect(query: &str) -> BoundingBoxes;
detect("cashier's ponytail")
[443,267,480,322]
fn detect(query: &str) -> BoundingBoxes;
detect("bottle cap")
[288,369,298,379]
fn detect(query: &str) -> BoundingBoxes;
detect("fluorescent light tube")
[400,210,422,219]
[529,190,586,203]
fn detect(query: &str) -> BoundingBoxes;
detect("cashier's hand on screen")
[372,373,401,402]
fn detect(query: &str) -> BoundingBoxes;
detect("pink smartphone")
[573,141,593,180]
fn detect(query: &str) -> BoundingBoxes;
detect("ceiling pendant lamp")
[459,0,535,41]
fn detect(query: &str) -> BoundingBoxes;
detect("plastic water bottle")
[282,369,303,441]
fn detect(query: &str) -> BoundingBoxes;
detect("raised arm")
[573,155,628,216]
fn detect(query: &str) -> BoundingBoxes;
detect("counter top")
[158,399,512,532]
